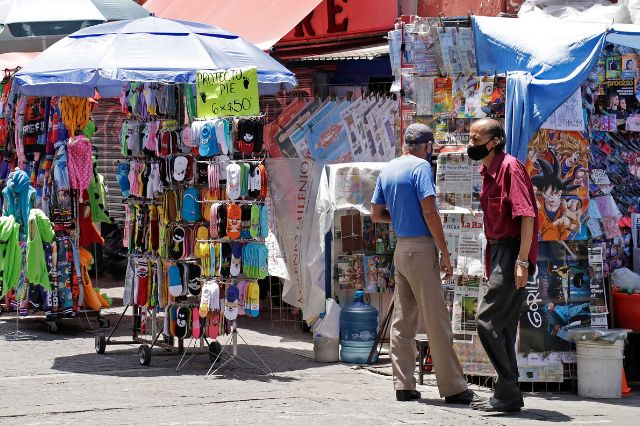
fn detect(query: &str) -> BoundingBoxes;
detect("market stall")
[384,14,640,388]
[11,16,297,371]
[0,68,113,335]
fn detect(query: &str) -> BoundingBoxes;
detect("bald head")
[470,118,505,151]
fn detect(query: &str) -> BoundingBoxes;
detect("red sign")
[279,0,397,44]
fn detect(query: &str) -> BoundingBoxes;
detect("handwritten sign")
[196,67,259,118]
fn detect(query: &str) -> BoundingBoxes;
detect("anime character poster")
[526,130,589,241]
[519,241,593,353]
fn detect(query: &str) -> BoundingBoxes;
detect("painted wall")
[418,0,526,17]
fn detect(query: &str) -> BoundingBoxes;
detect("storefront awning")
[0,52,39,69]
[299,44,389,61]
[142,0,323,51]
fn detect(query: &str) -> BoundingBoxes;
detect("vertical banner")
[195,67,259,118]
[266,158,322,315]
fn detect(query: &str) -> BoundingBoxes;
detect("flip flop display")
[114,83,271,352]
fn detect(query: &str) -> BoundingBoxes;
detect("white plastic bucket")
[576,340,624,399]
[313,337,339,363]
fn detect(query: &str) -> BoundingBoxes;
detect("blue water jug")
[340,290,378,364]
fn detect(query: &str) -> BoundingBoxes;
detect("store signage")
[280,0,396,44]
[195,67,259,118]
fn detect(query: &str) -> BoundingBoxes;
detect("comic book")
[337,255,364,290]
[433,77,453,116]
[363,216,376,255]
[375,223,390,255]
[606,56,622,80]
[490,76,506,118]
[621,53,639,80]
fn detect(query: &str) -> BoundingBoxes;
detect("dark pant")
[476,240,525,400]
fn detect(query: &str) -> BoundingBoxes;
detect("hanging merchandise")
[0,72,111,330]
[60,96,91,137]
[110,79,273,367]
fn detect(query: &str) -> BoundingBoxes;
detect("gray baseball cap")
[404,123,434,145]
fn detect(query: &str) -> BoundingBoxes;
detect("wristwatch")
[515,259,529,268]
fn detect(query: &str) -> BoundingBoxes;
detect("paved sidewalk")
[1,293,639,425]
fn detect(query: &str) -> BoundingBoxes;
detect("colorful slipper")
[226,203,242,239]
[207,311,220,339]
[176,306,190,339]
[250,204,260,238]
[168,264,183,297]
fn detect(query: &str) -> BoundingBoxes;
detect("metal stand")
[95,305,183,366]
[175,336,218,371]
[3,307,37,341]
[206,321,274,377]
[368,298,393,364]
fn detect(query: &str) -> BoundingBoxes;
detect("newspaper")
[456,214,486,277]
[452,279,486,335]
[435,150,474,212]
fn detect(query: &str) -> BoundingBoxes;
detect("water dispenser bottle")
[340,290,378,364]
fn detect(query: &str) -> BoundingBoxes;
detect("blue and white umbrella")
[13,16,297,97]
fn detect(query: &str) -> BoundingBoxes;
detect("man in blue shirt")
[371,124,476,404]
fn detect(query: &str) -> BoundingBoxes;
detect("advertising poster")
[519,241,593,353]
[526,130,590,241]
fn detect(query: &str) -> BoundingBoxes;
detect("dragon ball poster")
[526,130,589,241]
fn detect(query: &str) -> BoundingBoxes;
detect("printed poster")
[541,89,585,131]
[519,241,593,353]
[526,130,589,241]
[196,67,259,118]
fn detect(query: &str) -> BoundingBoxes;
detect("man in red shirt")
[467,118,538,413]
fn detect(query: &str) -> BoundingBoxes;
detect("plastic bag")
[567,327,629,343]
[611,267,640,292]
[313,299,341,339]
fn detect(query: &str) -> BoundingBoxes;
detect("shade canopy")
[143,0,323,51]
[13,16,298,97]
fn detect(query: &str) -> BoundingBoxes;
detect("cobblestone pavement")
[1,288,639,425]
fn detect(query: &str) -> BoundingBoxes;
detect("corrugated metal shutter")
[92,98,126,224]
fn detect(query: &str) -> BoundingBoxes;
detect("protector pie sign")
[196,67,259,118]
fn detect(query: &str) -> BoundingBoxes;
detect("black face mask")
[467,141,493,161]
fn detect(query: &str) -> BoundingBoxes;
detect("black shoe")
[396,390,422,401]
[445,389,481,405]
[477,396,524,413]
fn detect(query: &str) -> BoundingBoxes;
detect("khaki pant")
[391,237,468,397]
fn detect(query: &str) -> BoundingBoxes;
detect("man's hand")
[515,263,528,288]
[440,254,453,280]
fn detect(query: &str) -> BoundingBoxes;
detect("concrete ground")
[0,283,639,425]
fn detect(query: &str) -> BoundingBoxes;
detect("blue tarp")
[474,17,640,162]
[473,16,607,162]
[13,17,297,97]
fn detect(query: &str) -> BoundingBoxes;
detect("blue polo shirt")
[371,155,436,238]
